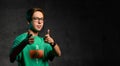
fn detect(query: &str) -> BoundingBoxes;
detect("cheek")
[41,23,44,26]
[33,22,37,27]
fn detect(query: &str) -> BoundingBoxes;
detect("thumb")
[27,34,32,38]
[27,31,32,38]
[45,29,50,38]
[47,29,50,35]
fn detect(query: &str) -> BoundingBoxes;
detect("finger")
[29,38,34,43]
[28,34,32,38]
[29,40,34,44]
[29,37,34,40]
[44,37,48,43]
[45,29,50,38]
[47,29,50,35]
[27,30,32,38]
[44,38,48,42]
[29,38,34,40]
[44,29,51,41]
[29,39,34,41]
[45,34,49,38]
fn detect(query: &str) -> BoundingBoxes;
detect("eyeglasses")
[32,17,44,21]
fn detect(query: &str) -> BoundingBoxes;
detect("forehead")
[32,11,44,17]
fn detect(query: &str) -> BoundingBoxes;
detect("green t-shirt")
[10,33,53,66]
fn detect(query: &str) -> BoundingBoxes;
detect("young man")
[9,8,61,66]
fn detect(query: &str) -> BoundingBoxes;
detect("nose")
[38,21,41,24]
[38,20,43,24]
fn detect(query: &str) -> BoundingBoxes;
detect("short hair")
[26,8,44,22]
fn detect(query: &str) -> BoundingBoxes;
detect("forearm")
[47,43,61,61]
[53,43,61,57]
[9,39,28,63]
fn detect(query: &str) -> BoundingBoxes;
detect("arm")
[9,34,32,63]
[46,42,61,61]
[51,42,61,56]
[44,29,61,60]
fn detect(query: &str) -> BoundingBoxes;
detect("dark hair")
[26,8,44,22]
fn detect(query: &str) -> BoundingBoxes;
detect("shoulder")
[14,33,27,42]
[12,33,28,48]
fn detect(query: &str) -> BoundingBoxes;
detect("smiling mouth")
[37,25,41,29]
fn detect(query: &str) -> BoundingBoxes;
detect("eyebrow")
[32,17,44,19]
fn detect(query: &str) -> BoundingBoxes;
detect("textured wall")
[0,0,118,66]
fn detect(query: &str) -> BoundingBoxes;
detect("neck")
[28,29,39,36]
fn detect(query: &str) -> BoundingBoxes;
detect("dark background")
[0,0,119,66]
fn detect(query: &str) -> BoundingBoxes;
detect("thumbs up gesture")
[44,29,54,44]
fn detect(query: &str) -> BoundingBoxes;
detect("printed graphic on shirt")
[30,50,44,58]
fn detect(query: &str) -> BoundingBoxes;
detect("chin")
[35,27,43,32]
[36,29,42,31]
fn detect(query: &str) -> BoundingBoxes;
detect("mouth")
[36,25,41,29]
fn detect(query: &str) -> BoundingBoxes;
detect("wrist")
[50,42,56,47]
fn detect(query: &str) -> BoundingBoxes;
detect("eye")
[32,17,44,21]
[38,18,44,20]
[33,17,38,20]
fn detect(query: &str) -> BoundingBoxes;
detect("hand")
[27,31,34,44]
[44,29,54,44]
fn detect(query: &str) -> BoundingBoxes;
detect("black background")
[0,0,119,66]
